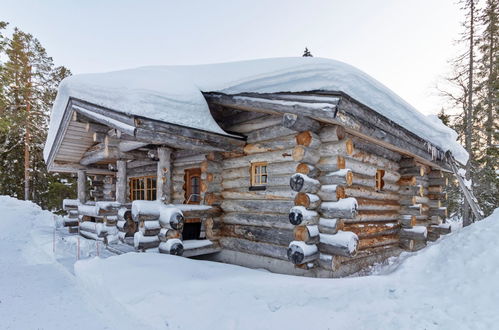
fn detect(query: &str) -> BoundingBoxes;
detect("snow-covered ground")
[1,196,497,330]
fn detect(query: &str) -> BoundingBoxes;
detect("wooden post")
[77,170,87,204]
[157,146,173,203]
[116,160,127,205]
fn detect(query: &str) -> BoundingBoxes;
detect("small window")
[129,176,157,201]
[251,162,268,186]
[375,169,385,191]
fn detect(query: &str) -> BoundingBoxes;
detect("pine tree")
[303,47,313,57]
[0,25,75,210]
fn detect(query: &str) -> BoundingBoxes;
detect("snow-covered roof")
[44,57,467,163]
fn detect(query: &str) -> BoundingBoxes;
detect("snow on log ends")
[131,200,161,219]
[319,231,359,254]
[44,57,467,164]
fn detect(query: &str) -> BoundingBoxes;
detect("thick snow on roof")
[44,57,467,163]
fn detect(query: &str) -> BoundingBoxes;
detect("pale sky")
[2,0,463,115]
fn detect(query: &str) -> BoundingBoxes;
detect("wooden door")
[183,168,202,240]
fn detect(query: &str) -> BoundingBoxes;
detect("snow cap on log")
[287,240,319,265]
[290,173,320,193]
[289,206,319,225]
[319,197,358,219]
[319,231,359,257]
[159,205,184,231]
[132,200,161,220]
[158,239,184,256]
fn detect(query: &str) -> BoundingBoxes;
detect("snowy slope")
[3,195,496,330]
[75,210,499,330]
[44,57,467,163]
[0,196,153,330]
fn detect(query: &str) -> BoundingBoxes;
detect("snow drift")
[44,57,468,163]
[75,209,499,330]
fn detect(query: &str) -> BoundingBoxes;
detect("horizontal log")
[293,225,319,244]
[282,113,321,133]
[222,189,294,201]
[319,125,346,142]
[223,148,294,169]
[296,163,320,179]
[428,177,448,186]
[222,200,294,214]
[219,237,288,261]
[243,135,296,155]
[349,210,400,222]
[158,239,184,256]
[428,170,444,178]
[222,161,297,180]
[246,124,296,144]
[343,223,399,239]
[317,184,346,202]
[158,228,181,242]
[287,241,319,264]
[289,173,320,193]
[317,155,346,172]
[222,224,293,246]
[430,223,451,235]
[295,131,321,149]
[294,193,321,209]
[399,215,416,228]
[358,235,399,250]
[397,176,417,186]
[320,139,354,156]
[319,231,359,257]
[223,212,293,230]
[228,115,281,133]
[319,169,353,186]
[400,226,427,241]
[289,206,319,225]
[319,198,358,219]
[429,207,448,217]
[223,175,290,189]
[318,218,344,235]
[427,192,448,200]
[343,186,399,201]
[355,198,400,211]
[292,146,320,164]
[133,232,160,250]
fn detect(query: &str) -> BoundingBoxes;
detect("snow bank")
[45,57,467,163]
[74,208,499,329]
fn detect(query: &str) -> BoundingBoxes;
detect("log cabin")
[44,58,467,277]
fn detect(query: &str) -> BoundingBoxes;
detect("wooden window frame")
[129,175,157,201]
[250,162,268,187]
[184,168,202,204]
[375,169,385,192]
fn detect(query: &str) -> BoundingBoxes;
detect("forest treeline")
[438,0,498,220]
[0,22,75,211]
[0,0,497,216]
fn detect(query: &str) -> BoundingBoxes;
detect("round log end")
[292,145,305,162]
[294,193,310,208]
[287,246,304,264]
[290,174,305,192]
[289,210,303,225]
[293,225,308,241]
[336,186,346,200]
[336,125,346,140]
[337,156,346,169]
[296,131,313,147]
[170,212,185,231]
[169,243,184,256]
[345,139,354,155]
[346,171,353,186]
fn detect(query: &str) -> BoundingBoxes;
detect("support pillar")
[77,170,87,204]
[157,146,172,203]
[116,160,127,205]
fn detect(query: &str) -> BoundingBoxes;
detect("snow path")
[0,196,151,330]
[1,195,498,330]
